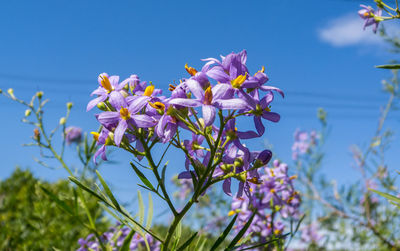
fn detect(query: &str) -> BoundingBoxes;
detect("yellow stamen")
[91,132,100,142]
[119,108,131,120]
[169,84,176,91]
[289,175,298,180]
[231,74,247,88]
[204,86,213,105]
[364,12,370,17]
[270,188,276,193]
[185,64,197,76]
[149,101,165,111]
[265,106,271,112]
[274,229,282,235]
[270,169,275,177]
[248,177,261,184]
[99,75,113,92]
[254,66,265,76]
[228,210,236,216]
[144,85,155,96]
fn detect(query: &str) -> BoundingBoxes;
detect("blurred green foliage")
[0,168,110,251]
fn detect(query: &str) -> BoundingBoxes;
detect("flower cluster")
[77,225,160,251]
[87,50,284,198]
[291,129,319,160]
[228,160,301,240]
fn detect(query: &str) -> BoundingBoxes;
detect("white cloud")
[318,14,383,47]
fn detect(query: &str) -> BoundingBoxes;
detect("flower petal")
[185,79,204,100]
[262,112,280,122]
[97,111,120,126]
[131,114,156,128]
[169,98,201,107]
[128,96,150,114]
[223,178,232,196]
[260,85,284,98]
[114,120,128,146]
[212,83,234,100]
[202,105,216,127]
[87,95,107,111]
[206,66,230,83]
[213,98,250,110]
[109,91,128,110]
[254,116,265,136]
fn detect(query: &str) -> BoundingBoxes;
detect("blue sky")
[1,0,399,217]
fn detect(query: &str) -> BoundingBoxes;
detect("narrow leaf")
[69,176,104,202]
[138,190,145,225]
[96,170,121,210]
[370,189,400,204]
[146,192,153,229]
[210,215,238,251]
[130,162,155,191]
[177,232,198,251]
[233,233,290,251]
[375,64,400,69]
[226,212,256,249]
[161,161,168,185]
[120,229,136,251]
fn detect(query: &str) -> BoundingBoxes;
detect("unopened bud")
[59,117,66,125]
[97,102,107,111]
[254,150,272,168]
[36,91,43,99]
[66,102,73,109]
[234,158,244,168]
[0,88,2,94]
[25,109,31,117]
[33,128,40,141]
[7,88,15,99]
[220,164,233,173]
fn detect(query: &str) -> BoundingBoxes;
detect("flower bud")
[97,102,107,111]
[33,128,40,142]
[0,88,2,94]
[7,88,16,99]
[59,117,66,125]
[234,158,244,168]
[66,102,73,109]
[36,91,43,99]
[24,109,31,117]
[220,164,233,173]
[65,126,82,145]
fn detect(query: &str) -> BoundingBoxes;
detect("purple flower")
[65,126,82,145]
[97,91,156,146]
[87,73,126,111]
[358,5,382,33]
[169,79,249,126]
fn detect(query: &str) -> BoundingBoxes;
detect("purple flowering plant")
[74,49,303,250]
[2,50,305,250]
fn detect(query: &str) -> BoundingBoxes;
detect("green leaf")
[177,232,198,251]
[137,190,145,225]
[120,229,135,251]
[210,214,238,251]
[226,211,256,250]
[40,186,74,216]
[146,193,153,229]
[375,64,400,69]
[370,189,400,204]
[96,170,121,211]
[130,162,155,191]
[69,176,104,202]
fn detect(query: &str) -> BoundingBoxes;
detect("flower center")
[231,74,247,89]
[144,84,155,96]
[204,86,213,105]
[99,75,113,92]
[149,101,165,111]
[119,108,131,120]
[185,64,197,76]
